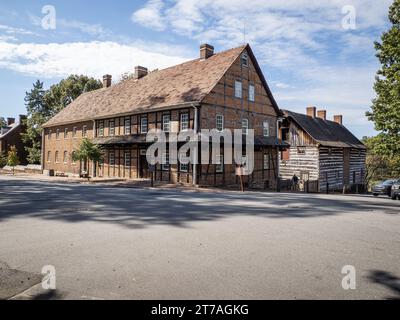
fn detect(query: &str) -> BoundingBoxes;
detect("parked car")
[372,180,396,197]
[391,180,400,200]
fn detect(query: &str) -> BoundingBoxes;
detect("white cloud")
[57,19,108,37]
[131,0,166,31]
[0,24,35,36]
[0,40,190,79]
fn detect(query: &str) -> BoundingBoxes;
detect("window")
[55,151,59,163]
[263,153,269,169]
[162,152,170,171]
[124,150,131,167]
[263,121,269,137]
[141,116,148,133]
[297,147,306,154]
[63,151,68,164]
[56,129,60,140]
[109,120,115,136]
[124,118,131,135]
[99,122,104,136]
[47,151,51,162]
[48,129,52,140]
[71,151,76,165]
[235,81,242,98]
[242,118,249,135]
[64,128,68,139]
[82,125,87,138]
[163,114,170,132]
[73,127,77,138]
[216,114,224,132]
[179,154,188,172]
[241,53,248,67]
[249,84,255,102]
[180,113,189,131]
[109,151,115,166]
[216,155,224,173]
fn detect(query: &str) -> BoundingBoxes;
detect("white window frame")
[241,53,248,67]
[242,118,249,135]
[216,155,224,173]
[141,117,148,134]
[124,150,131,167]
[179,153,189,172]
[180,113,189,131]
[109,120,115,136]
[263,153,269,170]
[99,122,104,136]
[162,152,170,171]
[235,80,242,99]
[263,121,269,137]
[55,151,59,163]
[124,118,131,135]
[249,84,255,102]
[82,125,87,138]
[163,114,170,133]
[109,151,115,166]
[216,114,224,132]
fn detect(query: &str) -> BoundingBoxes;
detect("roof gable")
[283,110,365,149]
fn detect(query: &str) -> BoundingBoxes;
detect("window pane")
[141,117,148,133]
[162,153,170,171]
[242,119,248,135]
[249,84,255,102]
[124,151,131,166]
[181,113,189,131]
[163,115,170,132]
[235,81,242,98]
[125,118,131,135]
[264,154,269,169]
[109,152,115,166]
[263,121,269,137]
[216,155,224,173]
[216,114,224,131]
[241,53,248,67]
[109,121,115,136]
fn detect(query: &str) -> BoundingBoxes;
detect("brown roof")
[44,45,255,128]
[283,110,366,149]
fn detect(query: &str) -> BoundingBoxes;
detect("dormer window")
[241,53,248,67]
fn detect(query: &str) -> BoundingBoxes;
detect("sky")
[0,0,394,138]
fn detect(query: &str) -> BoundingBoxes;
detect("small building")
[279,107,366,192]
[42,44,288,188]
[0,115,28,165]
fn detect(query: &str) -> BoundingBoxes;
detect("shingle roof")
[283,110,365,149]
[0,122,20,139]
[44,45,252,128]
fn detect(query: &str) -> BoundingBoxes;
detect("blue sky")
[0,0,393,138]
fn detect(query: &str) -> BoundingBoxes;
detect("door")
[139,155,149,178]
[343,149,350,186]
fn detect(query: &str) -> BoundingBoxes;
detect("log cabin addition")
[279,107,366,192]
[42,44,288,188]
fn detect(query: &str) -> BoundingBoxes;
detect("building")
[42,44,288,188]
[278,107,366,192]
[0,115,28,165]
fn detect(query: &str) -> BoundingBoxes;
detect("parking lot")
[0,176,399,299]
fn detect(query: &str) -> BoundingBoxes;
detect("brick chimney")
[103,74,112,88]
[7,118,15,126]
[134,66,148,80]
[200,44,214,60]
[306,106,316,118]
[333,115,343,125]
[317,110,327,120]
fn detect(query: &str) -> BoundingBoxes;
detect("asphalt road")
[0,176,399,300]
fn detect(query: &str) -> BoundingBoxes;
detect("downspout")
[192,104,199,186]
[92,120,96,178]
[41,129,45,174]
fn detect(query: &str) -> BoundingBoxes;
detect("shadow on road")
[367,270,400,300]
[0,179,399,229]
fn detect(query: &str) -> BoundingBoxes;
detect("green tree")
[22,76,102,164]
[72,138,103,181]
[7,145,19,175]
[0,152,7,168]
[367,0,400,164]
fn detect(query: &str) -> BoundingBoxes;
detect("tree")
[367,0,400,164]
[72,138,103,181]
[362,136,400,187]
[22,76,103,164]
[0,117,6,128]
[0,152,7,168]
[7,145,19,175]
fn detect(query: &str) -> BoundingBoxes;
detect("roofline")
[282,109,366,149]
[43,101,201,128]
[0,122,21,139]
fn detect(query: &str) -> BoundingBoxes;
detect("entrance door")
[139,155,149,178]
[343,149,350,186]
